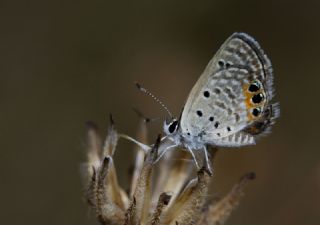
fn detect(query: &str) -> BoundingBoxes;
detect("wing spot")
[234,113,240,122]
[252,93,264,104]
[203,91,210,98]
[252,108,261,117]
[218,60,225,67]
[216,102,226,109]
[214,121,220,128]
[214,88,221,94]
[209,116,214,122]
[227,126,231,132]
[224,87,236,99]
[196,110,203,117]
[248,82,260,92]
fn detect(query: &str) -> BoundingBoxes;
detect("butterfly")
[122,32,279,172]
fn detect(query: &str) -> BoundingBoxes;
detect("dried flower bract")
[82,116,255,225]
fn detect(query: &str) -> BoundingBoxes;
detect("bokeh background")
[1,0,320,224]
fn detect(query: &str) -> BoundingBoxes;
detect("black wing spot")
[252,93,264,104]
[214,121,220,128]
[248,82,260,92]
[203,91,210,98]
[218,60,224,67]
[196,110,203,117]
[209,116,214,122]
[252,108,261,117]
[227,126,231,132]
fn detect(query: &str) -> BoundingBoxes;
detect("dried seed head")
[198,172,256,225]
[82,120,256,225]
[85,121,102,176]
[130,114,149,198]
[160,167,211,225]
[102,114,119,157]
[148,193,172,225]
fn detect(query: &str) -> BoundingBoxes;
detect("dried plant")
[82,115,255,225]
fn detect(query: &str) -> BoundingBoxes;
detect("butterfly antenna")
[135,82,174,118]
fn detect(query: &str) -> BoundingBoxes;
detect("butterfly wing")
[179,32,278,147]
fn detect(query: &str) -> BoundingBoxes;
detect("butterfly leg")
[119,133,151,152]
[154,144,178,164]
[203,146,213,175]
[187,147,200,170]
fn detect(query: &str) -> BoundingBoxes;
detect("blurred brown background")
[1,0,319,224]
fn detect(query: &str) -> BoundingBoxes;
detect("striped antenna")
[135,82,174,118]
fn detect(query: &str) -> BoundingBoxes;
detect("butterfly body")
[163,32,279,152]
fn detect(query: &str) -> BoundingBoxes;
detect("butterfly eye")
[252,108,261,117]
[248,82,261,92]
[168,120,179,133]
